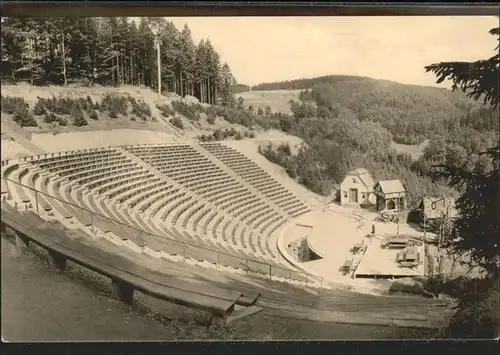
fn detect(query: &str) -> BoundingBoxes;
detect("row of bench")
[2,143,311,272]
[201,143,311,217]
[3,162,292,271]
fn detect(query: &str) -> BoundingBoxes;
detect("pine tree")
[0,16,235,96]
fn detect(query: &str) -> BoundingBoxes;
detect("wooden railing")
[1,203,260,324]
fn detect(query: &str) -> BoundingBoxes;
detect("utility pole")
[150,22,161,103]
[156,37,161,101]
[431,196,448,276]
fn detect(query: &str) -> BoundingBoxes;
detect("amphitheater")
[0,128,457,330]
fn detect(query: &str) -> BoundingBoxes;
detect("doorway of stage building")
[349,188,358,203]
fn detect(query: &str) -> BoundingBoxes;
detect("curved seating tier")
[200,143,311,217]
[0,143,314,281]
[123,144,287,248]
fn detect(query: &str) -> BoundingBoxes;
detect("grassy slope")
[239,76,478,152]
[0,84,285,159]
[237,90,302,114]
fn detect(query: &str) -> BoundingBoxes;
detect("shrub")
[33,98,46,115]
[169,117,184,129]
[235,132,243,140]
[13,106,37,127]
[171,100,200,121]
[57,117,68,126]
[157,104,174,118]
[86,95,93,108]
[89,110,99,120]
[1,96,29,114]
[140,99,151,116]
[249,131,256,138]
[255,117,270,131]
[100,93,128,116]
[72,106,88,127]
[212,129,222,141]
[52,97,72,115]
[207,115,216,125]
[108,109,118,119]
[130,116,136,121]
[43,113,53,123]
[77,97,89,112]
[286,165,297,179]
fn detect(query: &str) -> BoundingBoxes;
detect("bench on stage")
[0,202,261,325]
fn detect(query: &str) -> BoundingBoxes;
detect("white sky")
[163,16,498,87]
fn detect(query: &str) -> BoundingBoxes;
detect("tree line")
[0,17,237,105]
[251,75,373,91]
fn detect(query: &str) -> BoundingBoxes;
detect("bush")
[100,93,128,116]
[207,114,216,125]
[286,166,297,179]
[108,109,118,119]
[171,100,200,121]
[72,106,88,127]
[157,104,174,118]
[1,96,29,114]
[169,117,184,129]
[86,95,93,109]
[43,112,57,123]
[130,116,136,121]
[132,98,151,118]
[57,117,68,126]
[235,132,243,140]
[89,110,99,120]
[212,129,222,141]
[52,97,72,115]
[13,106,37,127]
[430,276,498,339]
[33,98,46,115]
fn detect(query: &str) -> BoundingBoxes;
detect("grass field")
[237,90,302,114]
[390,140,430,159]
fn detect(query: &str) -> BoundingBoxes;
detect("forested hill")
[282,75,496,145]
[0,17,236,106]
[252,75,372,91]
[252,74,458,92]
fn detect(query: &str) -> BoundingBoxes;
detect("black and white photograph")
[0,13,498,342]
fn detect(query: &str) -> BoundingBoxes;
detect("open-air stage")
[281,207,425,288]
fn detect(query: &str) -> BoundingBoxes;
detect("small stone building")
[373,179,406,211]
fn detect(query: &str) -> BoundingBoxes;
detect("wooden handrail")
[1,204,246,322]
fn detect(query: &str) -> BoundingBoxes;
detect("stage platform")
[353,241,425,278]
[284,208,425,287]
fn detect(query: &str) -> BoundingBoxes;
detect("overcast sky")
[166,16,498,87]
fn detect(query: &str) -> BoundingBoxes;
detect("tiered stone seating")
[123,144,287,257]
[201,143,311,217]
[1,143,308,281]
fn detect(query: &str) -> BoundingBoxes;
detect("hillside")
[0,83,305,160]
[237,90,302,114]
[240,75,490,145]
